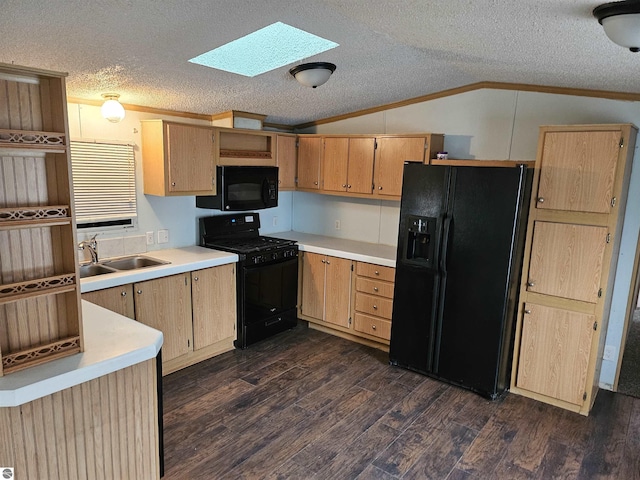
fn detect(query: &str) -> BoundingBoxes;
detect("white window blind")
[70,140,137,225]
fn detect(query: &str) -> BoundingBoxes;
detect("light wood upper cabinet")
[299,252,352,329]
[537,130,621,214]
[322,137,350,192]
[516,303,594,406]
[82,285,135,319]
[527,222,607,303]
[191,264,237,350]
[322,137,375,194]
[373,137,427,197]
[134,274,193,362]
[276,134,297,190]
[297,136,322,189]
[141,120,216,196]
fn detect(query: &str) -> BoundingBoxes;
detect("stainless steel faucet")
[78,234,99,263]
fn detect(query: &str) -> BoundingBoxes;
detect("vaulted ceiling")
[2,1,639,126]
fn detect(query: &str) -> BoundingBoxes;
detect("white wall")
[67,102,293,256]
[296,88,640,389]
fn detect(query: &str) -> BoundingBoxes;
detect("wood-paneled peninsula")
[0,301,163,478]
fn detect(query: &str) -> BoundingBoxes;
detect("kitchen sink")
[103,255,169,270]
[79,255,170,277]
[79,263,117,278]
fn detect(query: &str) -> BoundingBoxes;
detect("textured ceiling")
[2,0,639,126]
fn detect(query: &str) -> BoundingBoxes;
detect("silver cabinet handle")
[326,260,331,265]
[375,270,380,275]
[347,184,351,188]
[525,309,532,314]
[194,276,198,281]
[373,287,379,292]
[371,324,377,330]
[121,291,127,297]
[171,182,176,186]
[373,305,378,310]
[321,259,326,263]
[378,186,383,190]
[342,184,346,188]
[314,181,318,185]
[137,289,142,294]
[527,281,535,287]
[537,197,544,203]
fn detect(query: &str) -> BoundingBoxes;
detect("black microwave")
[196,165,278,211]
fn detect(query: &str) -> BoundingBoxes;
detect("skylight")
[188,22,338,77]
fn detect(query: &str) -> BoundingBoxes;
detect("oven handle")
[242,255,298,271]
[265,317,283,327]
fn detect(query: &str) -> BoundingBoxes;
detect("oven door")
[243,256,298,325]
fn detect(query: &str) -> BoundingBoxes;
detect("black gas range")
[199,213,298,348]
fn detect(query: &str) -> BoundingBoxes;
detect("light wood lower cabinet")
[191,264,236,350]
[299,252,352,328]
[134,274,193,363]
[82,264,237,374]
[352,262,395,343]
[298,253,395,349]
[82,284,135,319]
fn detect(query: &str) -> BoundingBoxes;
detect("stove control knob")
[272,253,278,260]
[254,255,262,264]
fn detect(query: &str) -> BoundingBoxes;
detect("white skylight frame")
[189,22,338,77]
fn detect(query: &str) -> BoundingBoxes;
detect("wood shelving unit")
[0,62,83,376]
[215,127,275,166]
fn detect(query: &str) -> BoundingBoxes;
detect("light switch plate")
[146,231,154,245]
[158,229,169,244]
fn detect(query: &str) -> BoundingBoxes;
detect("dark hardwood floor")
[162,323,640,479]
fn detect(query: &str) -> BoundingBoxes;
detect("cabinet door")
[134,274,193,362]
[191,264,237,350]
[82,285,135,319]
[300,252,325,320]
[322,137,349,192]
[537,130,621,213]
[166,123,215,194]
[527,222,607,303]
[297,137,322,189]
[276,134,297,190]
[324,256,352,328]
[374,137,425,197]
[516,303,594,406]
[347,137,375,194]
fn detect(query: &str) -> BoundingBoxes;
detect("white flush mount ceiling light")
[289,62,337,88]
[100,93,125,123]
[593,1,640,52]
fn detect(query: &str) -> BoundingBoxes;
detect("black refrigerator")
[389,163,532,399]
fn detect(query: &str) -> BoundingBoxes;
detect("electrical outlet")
[273,216,278,227]
[157,229,169,244]
[335,220,341,230]
[603,345,616,361]
[146,231,154,245]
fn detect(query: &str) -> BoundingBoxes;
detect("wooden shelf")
[0,274,77,304]
[2,336,81,375]
[0,128,67,153]
[0,62,83,377]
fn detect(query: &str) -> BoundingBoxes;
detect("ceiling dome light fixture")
[593,1,640,52]
[100,93,126,123]
[289,62,336,88]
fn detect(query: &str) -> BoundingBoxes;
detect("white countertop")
[0,301,163,407]
[273,231,397,268]
[81,246,238,293]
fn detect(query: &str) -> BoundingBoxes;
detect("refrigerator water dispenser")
[403,215,437,267]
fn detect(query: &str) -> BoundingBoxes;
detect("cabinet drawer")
[356,262,395,282]
[355,277,394,299]
[354,312,391,340]
[355,292,393,320]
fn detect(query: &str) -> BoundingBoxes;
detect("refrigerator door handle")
[440,216,453,272]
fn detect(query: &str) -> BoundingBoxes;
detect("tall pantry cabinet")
[510,124,637,415]
[0,63,83,375]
